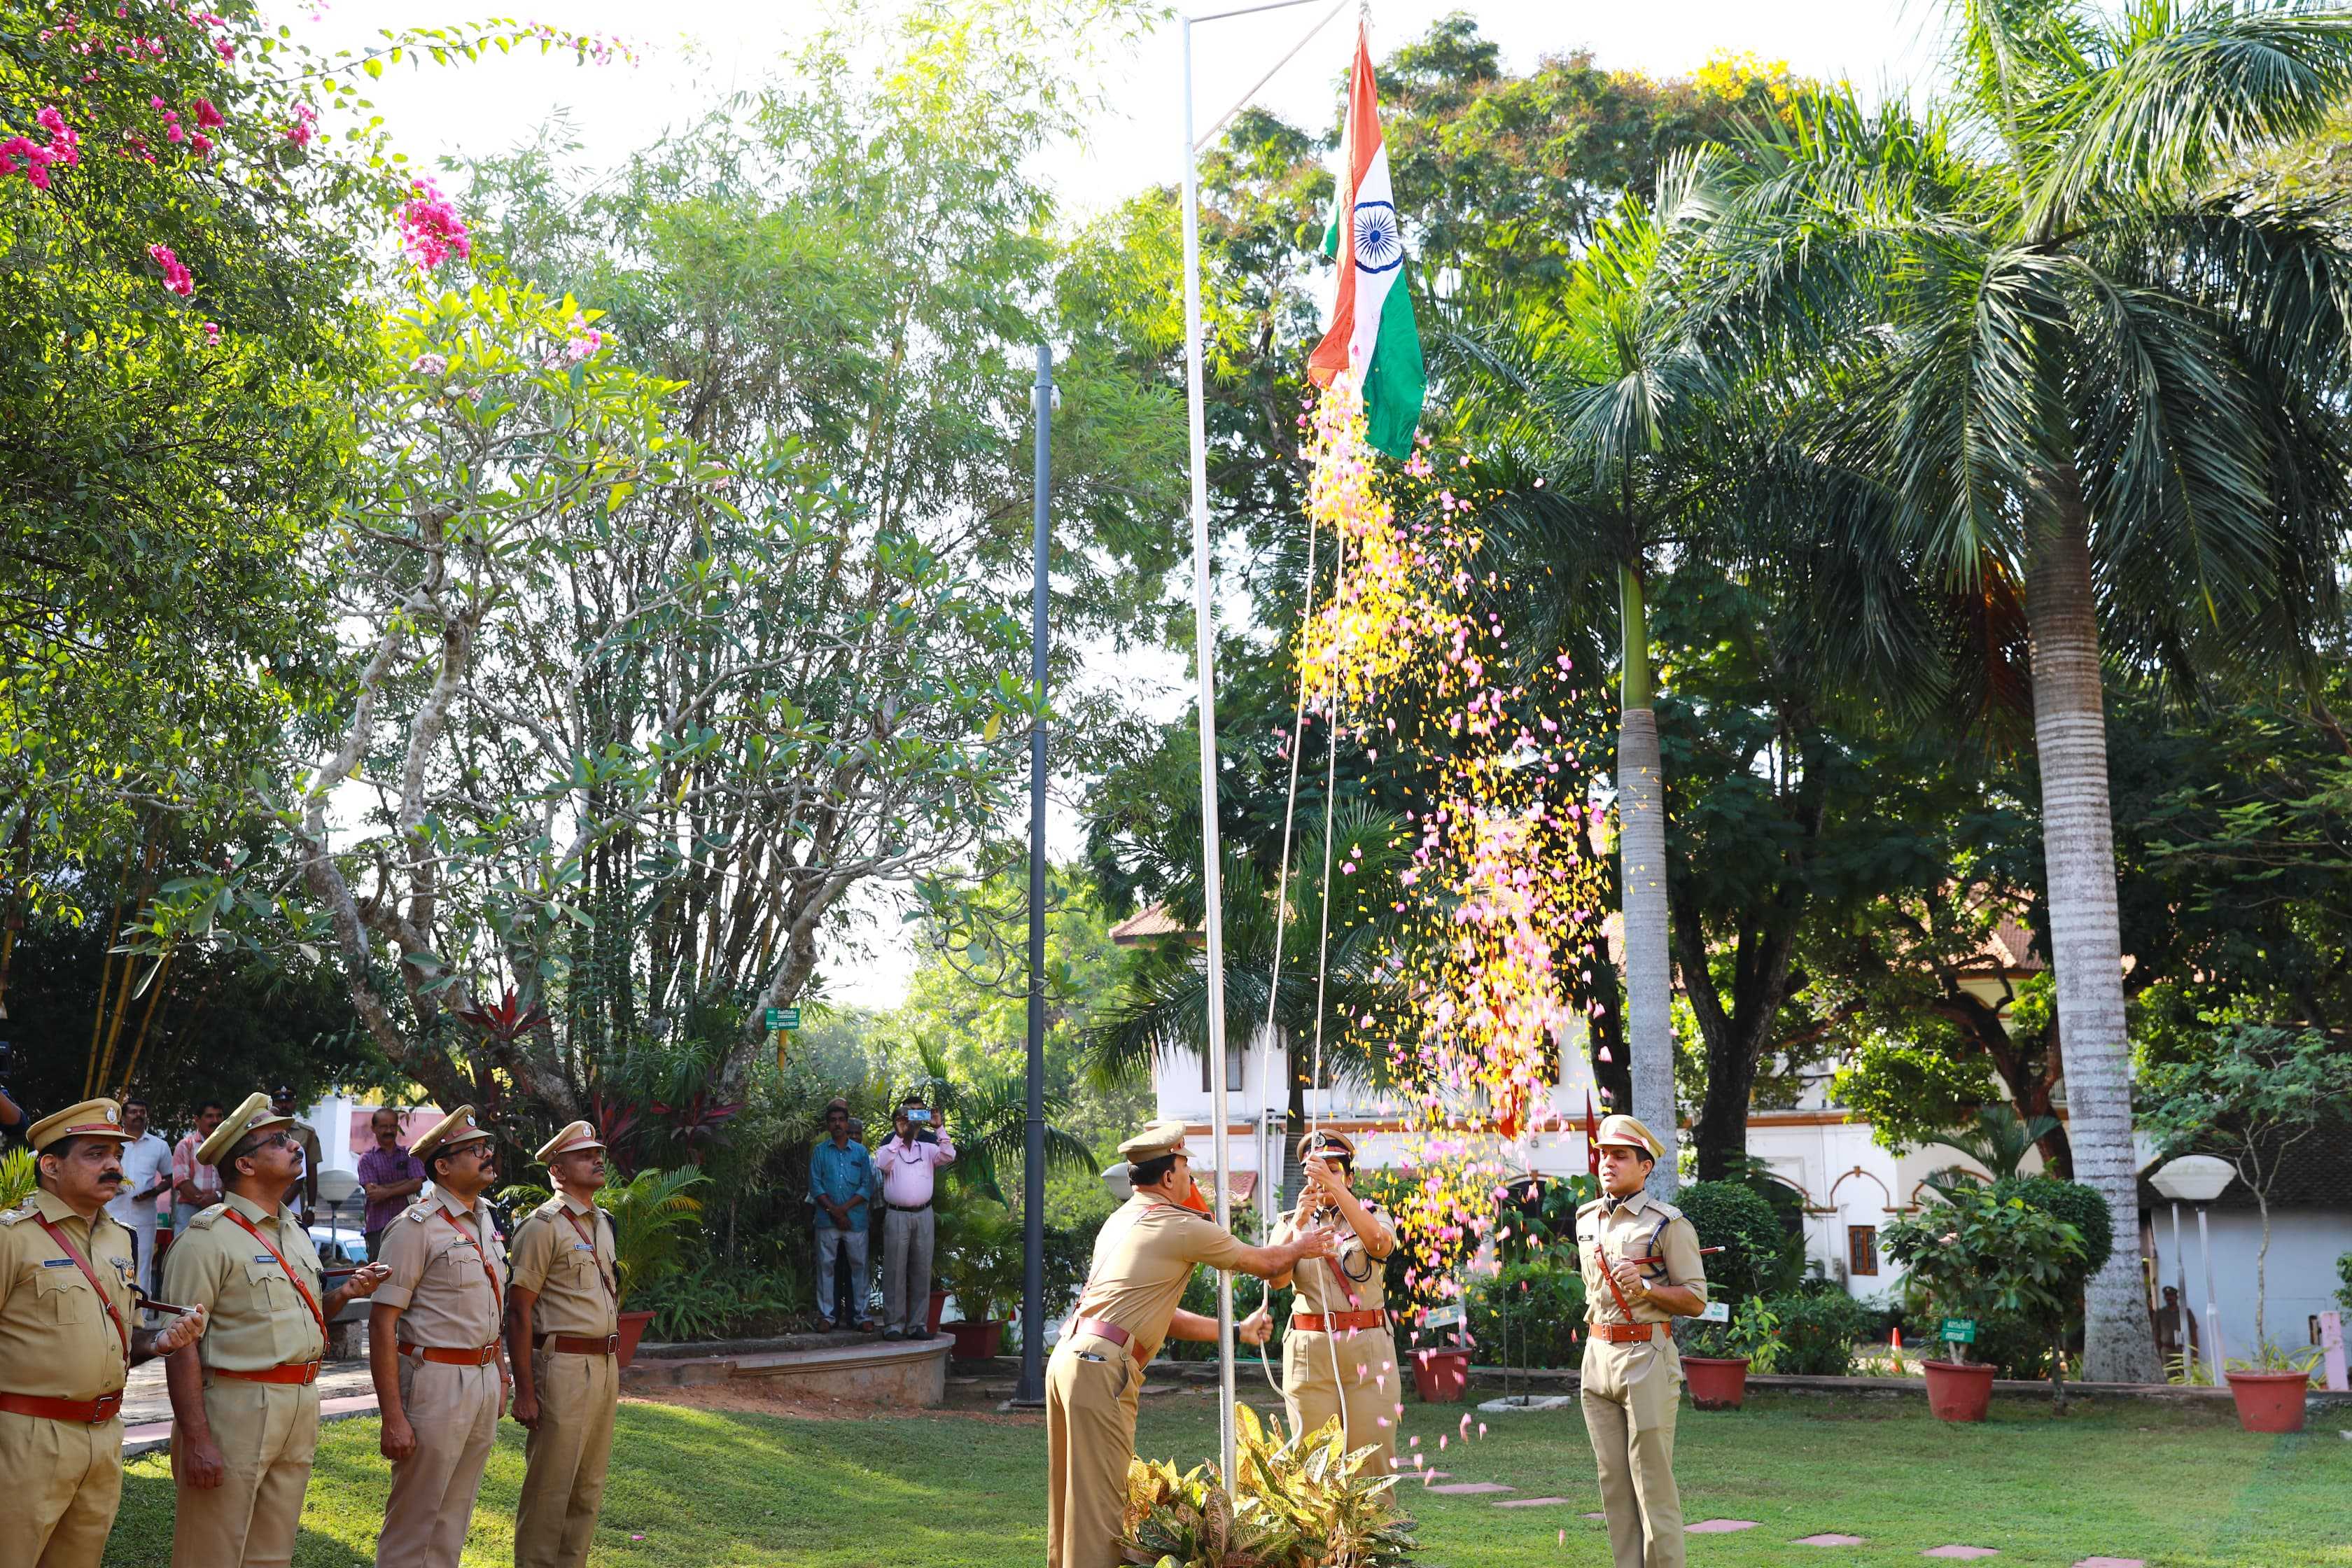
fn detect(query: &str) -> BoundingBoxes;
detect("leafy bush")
[1466,1259,1586,1368]
[1120,1404,1417,1567]
[0,1149,35,1212]
[1883,1184,2084,1368]
[1674,1181,1801,1304]
[1161,1265,1278,1362]
[1757,1289,1877,1376]
[632,1254,808,1343]
[2335,1250,2352,1313]
[1991,1176,2112,1284]
[935,1198,1026,1323]
[1679,1296,1785,1373]
[598,1166,709,1303]
[1356,1170,1475,1317]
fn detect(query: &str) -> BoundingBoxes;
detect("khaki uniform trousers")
[377,1357,502,1568]
[514,1349,620,1568]
[0,1410,121,1568]
[1580,1338,1685,1568]
[172,1378,318,1567]
[1044,1333,1142,1568]
[1280,1326,1399,1476]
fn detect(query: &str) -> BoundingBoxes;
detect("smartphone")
[908,1108,931,1125]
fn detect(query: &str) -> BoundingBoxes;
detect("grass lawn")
[99,1387,2351,1567]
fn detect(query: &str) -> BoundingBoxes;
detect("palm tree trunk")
[1618,562,1676,1196]
[2026,472,2156,1383]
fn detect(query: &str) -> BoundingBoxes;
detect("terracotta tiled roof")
[1109,902,1198,947]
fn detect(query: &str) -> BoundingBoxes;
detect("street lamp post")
[2150,1154,2235,1385]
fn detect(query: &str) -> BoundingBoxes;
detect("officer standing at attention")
[506,1121,621,1568]
[370,1106,511,1568]
[1266,1130,1401,1475]
[1044,1120,1338,1568]
[1,1100,207,1568]
[162,1092,391,1567]
[1576,1114,1707,1568]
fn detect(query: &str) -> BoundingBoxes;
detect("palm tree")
[1690,0,2352,1378]
[1923,1102,2064,1184]
[1440,190,1723,1194]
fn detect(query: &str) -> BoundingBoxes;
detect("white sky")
[284,0,1947,1008]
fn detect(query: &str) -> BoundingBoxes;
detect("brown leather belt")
[1594,1322,1658,1343]
[1293,1309,1388,1333]
[1065,1316,1145,1365]
[400,1342,502,1366]
[534,1332,620,1357]
[215,1361,323,1385]
[0,1390,124,1424]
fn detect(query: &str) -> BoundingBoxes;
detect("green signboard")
[764,1006,802,1031]
[1940,1317,1977,1345]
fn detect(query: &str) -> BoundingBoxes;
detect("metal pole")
[2197,1205,2225,1383]
[2169,1200,2185,1372]
[1179,13,1239,1485]
[1016,344,1053,1408]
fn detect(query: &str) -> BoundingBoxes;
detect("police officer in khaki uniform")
[1576,1114,1707,1568]
[370,1106,511,1568]
[1266,1130,1401,1475]
[506,1121,620,1568]
[163,1092,392,1567]
[1044,1120,1338,1568]
[1,1100,207,1568]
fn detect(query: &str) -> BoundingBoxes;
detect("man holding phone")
[871,1093,954,1340]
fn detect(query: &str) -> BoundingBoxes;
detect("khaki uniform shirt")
[0,1191,137,1399]
[1271,1200,1394,1314]
[1068,1196,1248,1366]
[161,1193,327,1373]
[374,1190,507,1349]
[508,1195,617,1338]
[1575,1190,1707,1327]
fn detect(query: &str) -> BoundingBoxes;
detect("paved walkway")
[118,1334,379,1460]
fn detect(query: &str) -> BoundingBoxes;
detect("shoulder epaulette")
[1650,1200,1686,1223]
[1575,1197,1606,1217]
[0,1202,35,1226]
[402,1201,434,1224]
[186,1203,227,1231]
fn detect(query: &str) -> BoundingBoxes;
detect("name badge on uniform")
[255,1254,278,1264]
[573,1243,596,1253]
[42,1257,74,1268]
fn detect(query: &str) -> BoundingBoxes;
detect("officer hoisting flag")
[1307,21,1424,460]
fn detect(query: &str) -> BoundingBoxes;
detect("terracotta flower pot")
[948,1319,1005,1360]
[926,1288,948,1336]
[1922,1359,1995,1422]
[615,1308,657,1368]
[2224,1370,2311,1434]
[1413,1348,1470,1403]
[1682,1354,1749,1410]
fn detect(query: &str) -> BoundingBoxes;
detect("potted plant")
[2222,1343,2320,1434]
[1679,1297,1782,1410]
[1883,1181,2084,1422]
[934,1198,1026,1360]
[599,1166,708,1366]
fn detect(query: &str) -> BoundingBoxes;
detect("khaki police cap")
[533,1120,606,1164]
[1595,1113,1664,1158]
[413,1105,494,1161]
[198,1091,295,1168]
[26,1098,133,1154]
[1116,1119,1191,1163]
[1296,1129,1357,1162]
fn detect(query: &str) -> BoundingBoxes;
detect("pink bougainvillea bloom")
[192,98,224,130]
[410,351,448,377]
[148,243,195,295]
[202,321,220,346]
[397,178,471,270]
[285,103,316,147]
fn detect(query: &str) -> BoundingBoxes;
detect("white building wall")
[2147,1205,2352,1360]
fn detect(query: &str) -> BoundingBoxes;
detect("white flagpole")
[1175,9,1240,1488]
[1177,0,1353,1488]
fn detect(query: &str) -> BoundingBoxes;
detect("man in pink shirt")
[871,1093,955,1340]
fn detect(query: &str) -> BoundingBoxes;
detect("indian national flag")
[1307,26,1424,461]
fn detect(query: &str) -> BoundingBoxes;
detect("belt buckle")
[602,1334,620,1354]
[91,1395,121,1425]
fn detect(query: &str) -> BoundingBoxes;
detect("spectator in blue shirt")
[808,1098,875,1331]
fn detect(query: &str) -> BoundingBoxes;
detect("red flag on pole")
[1583,1090,1600,1179]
